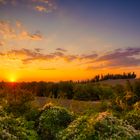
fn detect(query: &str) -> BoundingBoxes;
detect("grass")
[99,79,139,86]
[34,97,101,114]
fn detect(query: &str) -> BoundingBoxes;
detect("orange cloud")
[0,40,5,46]
[0,20,43,45]
[35,5,47,12]
[32,0,49,4]
[0,48,98,64]
[0,0,57,13]
[0,0,7,4]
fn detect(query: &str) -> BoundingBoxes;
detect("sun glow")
[9,76,17,83]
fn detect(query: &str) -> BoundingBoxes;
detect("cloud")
[80,54,98,60]
[32,0,57,13]
[56,48,67,52]
[19,31,43,40]
[39,68,57,71]
[1,46,139,70]
[0,40,5,46]
[88,47,140,70]
[0,20,43,44]
[0,48,98,64]
[0,0,57,13]
[34,5,47,12]
[97,47,140,61]
[0,0,17,5]
[1,48,62,64]
[32,0,49,4]
[34,48,43,52]
[0,0,7,4]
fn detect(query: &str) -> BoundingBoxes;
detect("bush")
[5,89,34,116]
[99,86,114,100]
[0,115,38,140]
[38,105,74,139]
[124,109,140,130]
[57,112,140,140]
[99,101,110,112]
[73,84,100,101]
[134,101,140,111]
[24,107,40,121]
[0,106,8,118]
[133,80,140,100]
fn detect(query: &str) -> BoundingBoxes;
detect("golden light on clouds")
[0,1,140,82]
[35,5,47,12]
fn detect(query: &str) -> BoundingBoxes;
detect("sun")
[9,77,17,83]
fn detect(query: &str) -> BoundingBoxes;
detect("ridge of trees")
[80,72,136,83]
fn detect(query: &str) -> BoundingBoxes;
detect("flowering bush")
[124,109,140,130]
[57,112,140,140]
[38,105,74,140]
[134,101,140,111]
[0,115,38,140]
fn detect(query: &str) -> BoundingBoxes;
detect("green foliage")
[98,101,110,112]
[0,106,7,117]
[1,79,140,140]
[73,84,91,100]
[73,84,100,101]
[91,72,136,82]
[114,84,125,98]
[0,115,38,140]
[134,101,140,110]
[36,81,48,96]
[38,105,74,140]
[126,80,133,92]
[24,107,40,121]
[133,80,140,100]
[99,85,114,100]
[57,112,140,140]
[59,81,74,99]
[124,109,140,130]
[5,89,34,116]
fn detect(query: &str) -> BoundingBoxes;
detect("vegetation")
[90,72,136,82]
[57,112,140,140]
[0,73,140,139]
[0,106,39,140]
[38,104,74,139]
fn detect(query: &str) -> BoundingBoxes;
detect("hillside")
[99,78,139,86]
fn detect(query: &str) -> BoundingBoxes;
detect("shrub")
[0,115,38,140]
[0,106,7,117]
[57,112,140,140]
[99,101,110,112]
[134,101,140,111]
[24,107,40,121]
[99,86,114,100]
[124,109,140,130]
[73,84,100,101]
[5,89,34,116]
[38,105,74,140]
[132,80,140,101]
[73,84,91,101]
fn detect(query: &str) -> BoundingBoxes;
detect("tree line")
[0,72,139,102]
[83,72,136,83]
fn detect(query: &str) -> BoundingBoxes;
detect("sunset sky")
[0,0,140,82]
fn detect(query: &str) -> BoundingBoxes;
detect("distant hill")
[99,78,139,86]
